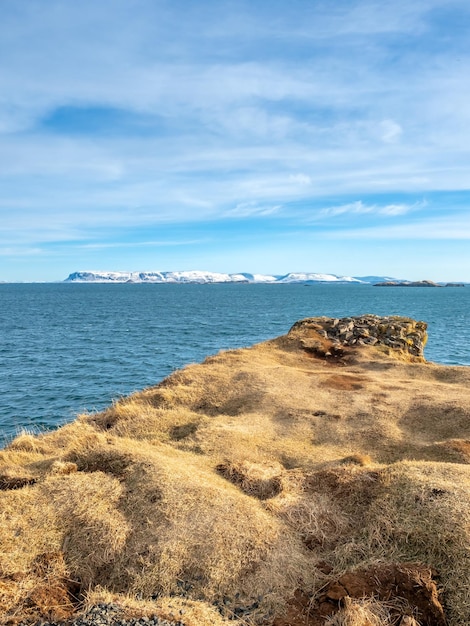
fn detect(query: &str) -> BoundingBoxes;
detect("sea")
[1,282,469,444]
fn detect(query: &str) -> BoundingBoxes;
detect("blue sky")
[1,0,470,281]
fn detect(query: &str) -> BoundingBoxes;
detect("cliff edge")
[1,316,470,626]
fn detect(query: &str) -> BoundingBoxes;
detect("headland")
[1,315,470,626]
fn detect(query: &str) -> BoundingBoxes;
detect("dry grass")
[325,598,392,626]
[323,597,421,626]
[2,320,470,624]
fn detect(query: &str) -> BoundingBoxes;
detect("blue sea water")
[1,282,469,443]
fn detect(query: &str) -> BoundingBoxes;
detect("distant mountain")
[353,275,403,283]
[65,271,250,283]
[63,271,410,284]
[238,273,280,283]
[64,270,378,284]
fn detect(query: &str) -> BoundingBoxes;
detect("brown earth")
[318,563,446,625]
[1,316,470,625]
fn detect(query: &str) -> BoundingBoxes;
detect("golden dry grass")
[325,597,392,626]
[1,320,470,624]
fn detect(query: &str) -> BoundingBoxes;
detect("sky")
[1,0,470,282]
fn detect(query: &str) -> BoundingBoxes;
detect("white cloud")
[318,200,421,218]
[320,201,374,217]
[379,203,414,216]
[380,119,403,143]
[226,202,282,218]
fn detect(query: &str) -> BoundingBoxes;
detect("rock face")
[288,314,428,359]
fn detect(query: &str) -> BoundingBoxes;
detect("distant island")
[63,270,405,285]
[374,279,465,287]
[64,270,367,284]
[63,271,467,286]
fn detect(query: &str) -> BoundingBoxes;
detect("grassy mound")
[1,317,470,625]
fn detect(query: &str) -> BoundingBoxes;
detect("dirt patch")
[272,590,312,626]
[301,337,344,358]
[312,563,446,625]
[29,552,79,621]
[320,375,367,391]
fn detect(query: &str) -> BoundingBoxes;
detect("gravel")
[28,604,184,626]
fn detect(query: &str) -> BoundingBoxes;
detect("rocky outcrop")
[374,280,442,287]
[288,314,428,359]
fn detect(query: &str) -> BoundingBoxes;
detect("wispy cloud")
[225,202,282,218]
[318,200,425,218]
[78,239,209,250]
[379,120,403,144]
[323,212,470,240]
[0,246,44,257]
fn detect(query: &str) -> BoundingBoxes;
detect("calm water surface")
[1,283,469,442]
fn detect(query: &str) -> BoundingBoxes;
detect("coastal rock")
[288,314,428,359]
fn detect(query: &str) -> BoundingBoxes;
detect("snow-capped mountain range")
[64,270,389,284]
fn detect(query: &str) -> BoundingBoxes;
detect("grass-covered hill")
[1,316,470,626]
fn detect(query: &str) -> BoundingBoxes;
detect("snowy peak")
[64,270,370,284]
[278,273,363,283]
[238,273,280,283]
[66,270,254,283]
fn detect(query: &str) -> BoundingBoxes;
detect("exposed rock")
[288,314,428,359]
